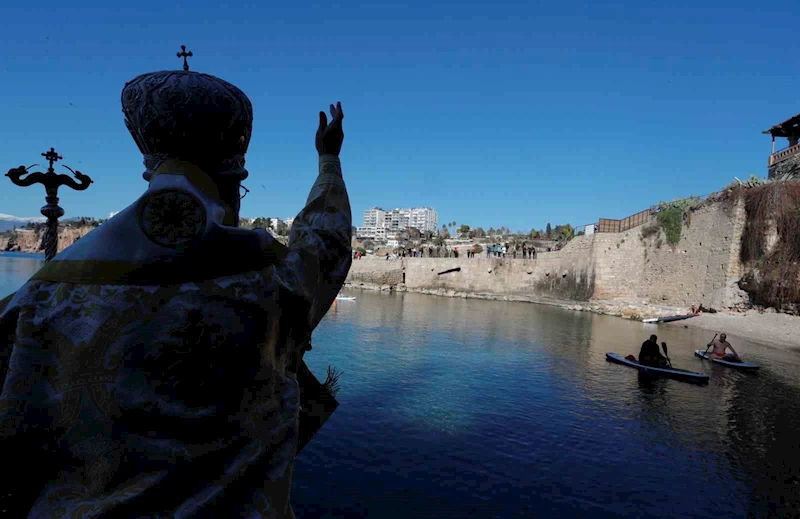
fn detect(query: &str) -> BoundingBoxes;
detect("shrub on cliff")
[730,180,800,310]
[655,196,702,246]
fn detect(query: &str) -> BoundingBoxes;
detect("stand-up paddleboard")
[694,350,759,371]
[335,296,357,301]
[606,353,709,384]
[642,314,697,323]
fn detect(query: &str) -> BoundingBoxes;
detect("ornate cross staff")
[177,45,193,71]
[5,148,93,261]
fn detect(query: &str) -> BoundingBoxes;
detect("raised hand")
[316,101,344,156]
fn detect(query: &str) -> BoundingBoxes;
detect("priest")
[0,59,351,517]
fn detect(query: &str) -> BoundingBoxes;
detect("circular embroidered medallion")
[138,189,207,247]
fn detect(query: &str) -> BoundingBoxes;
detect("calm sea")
[2,253,799,517]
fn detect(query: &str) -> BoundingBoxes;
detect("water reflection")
[295,289,800,518]
[0,253,44,299]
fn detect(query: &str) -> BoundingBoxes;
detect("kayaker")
[639,334,668,367]
[704,333,741,362]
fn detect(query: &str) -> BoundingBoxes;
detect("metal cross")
[6,148,93,262]
[177,45,193,71]
[42,147,62,172]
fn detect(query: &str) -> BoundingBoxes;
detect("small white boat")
[335,296,357,301]
[694,350,759,371]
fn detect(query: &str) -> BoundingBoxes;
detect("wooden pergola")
[764,113,800,166]
[764,112,800,149]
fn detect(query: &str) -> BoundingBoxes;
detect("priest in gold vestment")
[0,63,351,517]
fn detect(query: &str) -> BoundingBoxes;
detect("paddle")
[701,334,718,360]
[661,342,673,368]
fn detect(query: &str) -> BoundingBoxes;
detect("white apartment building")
[357,206,438,239]
[363,208,385,228]
[409,207,438,233]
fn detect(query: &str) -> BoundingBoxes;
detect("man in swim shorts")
[705,333,741,362]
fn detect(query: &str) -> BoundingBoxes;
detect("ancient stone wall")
[636,199,748,309]
[768,153,800,180]
[345,258,404,287]
[345,198,754,312]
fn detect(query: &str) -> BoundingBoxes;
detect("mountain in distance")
[0,213,46,233]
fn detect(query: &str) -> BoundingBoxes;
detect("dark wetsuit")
[639,340,667,367]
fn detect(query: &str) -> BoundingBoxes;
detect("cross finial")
[177,45,193,71]
[42,147,62,172]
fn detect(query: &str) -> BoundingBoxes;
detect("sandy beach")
[669,311,800,352]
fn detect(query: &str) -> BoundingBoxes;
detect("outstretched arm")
[274,102,352,331]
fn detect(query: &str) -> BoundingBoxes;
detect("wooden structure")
[597,208,654,233]
[764,112,800,169]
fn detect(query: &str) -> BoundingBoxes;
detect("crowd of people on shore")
[372,242,547,260]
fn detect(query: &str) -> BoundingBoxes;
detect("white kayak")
[606,352,709,384]
[694,350,759,371]
[335,296,357,301]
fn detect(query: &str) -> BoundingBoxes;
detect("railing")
[768,142,800,166]
[597,208,654,233]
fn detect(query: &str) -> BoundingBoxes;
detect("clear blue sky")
[1,1,798,232]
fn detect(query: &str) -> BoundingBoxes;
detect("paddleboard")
[606,352,709,384]
[694,350,759,371]
[335,296,357,301]
[641,314,697,323]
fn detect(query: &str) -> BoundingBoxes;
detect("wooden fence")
[597,208,654,233]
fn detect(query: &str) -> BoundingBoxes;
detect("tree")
[475,227,486,238]
[554,224,575,241]
[546,223,552,238]
[488,227,495,236]
[252,217,269,229]
[362,239,375,250]
[440,227,451,239]
[458,224,470,234]
[408,227,421,240]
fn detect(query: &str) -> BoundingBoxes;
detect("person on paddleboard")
[639,334,669,367]
[705,333,741,362]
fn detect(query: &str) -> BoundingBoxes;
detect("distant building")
[357,206,438,239]
[409,207,438,233]
[764,113,800,180]
[386,237,406,249]
[267,216,281,232]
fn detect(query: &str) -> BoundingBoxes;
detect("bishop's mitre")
[121,68,253,182]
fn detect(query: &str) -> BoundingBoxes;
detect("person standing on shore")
[0,65,351,517]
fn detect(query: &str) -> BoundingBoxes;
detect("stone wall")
[346,198,756,312]
[637,199,748,309]
[768,153,800,180]
[346,258,404,287]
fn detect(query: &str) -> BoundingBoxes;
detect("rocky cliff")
[0,225,97,254]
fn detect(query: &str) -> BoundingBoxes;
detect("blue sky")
[1,1,798,232]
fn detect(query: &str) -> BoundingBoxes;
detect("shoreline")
[344,282,800,351]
